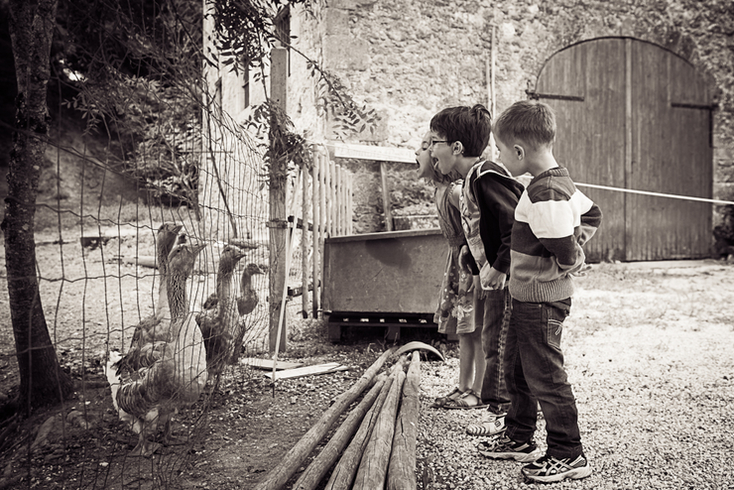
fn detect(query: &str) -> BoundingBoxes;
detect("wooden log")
[387,351,421,490]
[292,375,387,490]
[253,347,396,490]
[324,360,402,490]
[352,358,407,489]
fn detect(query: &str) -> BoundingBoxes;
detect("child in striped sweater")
[477,100,602,484]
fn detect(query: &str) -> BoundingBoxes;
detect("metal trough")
[322,228,448,341]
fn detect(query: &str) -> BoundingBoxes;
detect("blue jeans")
[503,298,584,460]
[479,287,511,413]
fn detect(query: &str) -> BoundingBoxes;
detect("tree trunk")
[3,0,74,413]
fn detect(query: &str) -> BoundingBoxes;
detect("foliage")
[213,0,379,182]
[245,100,310,187]
[713,204,734,256]
[311,63,379,140]
[55,0,203,205]
[54,0,379,203]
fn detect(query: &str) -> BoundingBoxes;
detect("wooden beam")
[239,358,303,370]
[263,363,347,380]
[380,162,393,231]
[332,143,416,164]
[268,46,289,354]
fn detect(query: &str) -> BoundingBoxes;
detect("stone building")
[210,0,734,259]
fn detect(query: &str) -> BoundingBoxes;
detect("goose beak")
[192,242,207,255]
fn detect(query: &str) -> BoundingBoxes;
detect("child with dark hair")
[477,100,602,483]
[430,104,523,423]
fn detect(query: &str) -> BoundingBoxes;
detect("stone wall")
[316,0,734,234]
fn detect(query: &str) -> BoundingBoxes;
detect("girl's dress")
[434,181,474,334]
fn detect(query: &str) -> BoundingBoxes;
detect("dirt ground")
[1,231,733,489]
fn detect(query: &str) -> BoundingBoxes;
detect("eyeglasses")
[429,140,449,148]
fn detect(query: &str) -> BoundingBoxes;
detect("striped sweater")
[509,167,602,303]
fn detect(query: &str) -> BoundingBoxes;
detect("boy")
[429,104,523,422]
[478,100,602,483]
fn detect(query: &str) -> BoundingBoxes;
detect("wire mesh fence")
[0,2,351,488]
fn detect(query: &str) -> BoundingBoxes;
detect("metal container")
[322,228,447,341]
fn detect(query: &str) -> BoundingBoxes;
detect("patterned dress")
[434,181,474,334]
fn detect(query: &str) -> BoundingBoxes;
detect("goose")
[114,222,181,375]
[237,263,264,316]
[106,236,207,456]
[228,263,265,363]
[154,222,183,321]
[196,245,247,376]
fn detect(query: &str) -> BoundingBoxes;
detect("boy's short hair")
[493,100,556,150]
[429,104,492,157]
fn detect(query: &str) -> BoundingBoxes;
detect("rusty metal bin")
[322,228,448,341]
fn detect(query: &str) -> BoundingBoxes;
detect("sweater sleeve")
[528,187,600,273]
[475,176,519,274]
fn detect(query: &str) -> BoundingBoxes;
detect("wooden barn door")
[534,37,713,261]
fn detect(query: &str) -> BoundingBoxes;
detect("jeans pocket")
[546,319,563,350]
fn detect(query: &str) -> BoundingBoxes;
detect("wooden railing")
[268,144,353,351]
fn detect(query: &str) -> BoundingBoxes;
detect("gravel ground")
[416,261,734,490]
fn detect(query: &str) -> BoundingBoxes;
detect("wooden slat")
[240,358,303,370]
[312,154,321,318]
[333,143,415,163]
[263,363,347,380]
[302,164,309,316]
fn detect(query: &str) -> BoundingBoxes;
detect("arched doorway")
[532,37,714,261]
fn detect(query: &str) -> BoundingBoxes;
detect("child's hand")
[472,275,486,300]
[480,264,507,290]
[459,245,473,274]
[570,263,592,277]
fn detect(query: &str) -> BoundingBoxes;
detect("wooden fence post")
[380,162,393,231]
[268,47,289,353]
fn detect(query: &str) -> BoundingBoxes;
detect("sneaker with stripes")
[476,434,542,463]
[521,453,592,483]
[465,415,506,437]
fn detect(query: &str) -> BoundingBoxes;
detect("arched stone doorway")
[531,37,714,261]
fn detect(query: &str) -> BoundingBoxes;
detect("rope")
[575,182,734,206]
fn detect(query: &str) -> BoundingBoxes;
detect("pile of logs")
[254,346,422,490]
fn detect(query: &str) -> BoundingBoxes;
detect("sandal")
[432,387,464,408]
[442,390,487,410]
[466,416,506,436]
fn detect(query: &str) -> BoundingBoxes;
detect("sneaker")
[477,434,542,462]
[485,408,507,421]
[465,415,506,437]
[521,453,592,483]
